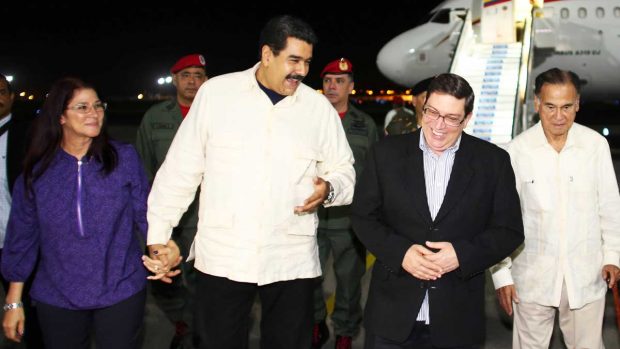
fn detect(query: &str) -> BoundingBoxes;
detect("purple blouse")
[1,141,149,310]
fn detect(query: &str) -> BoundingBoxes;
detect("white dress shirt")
[492,122,620,309]
[416,132,460,323]
[147,63,355,285]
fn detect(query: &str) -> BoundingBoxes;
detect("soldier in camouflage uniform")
[312,58,379,349]
[135,54,207,349]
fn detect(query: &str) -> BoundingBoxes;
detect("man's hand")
[294,177,329,214]
[423,241,459,273]
[496,284,519,316]
[602,264,620,288]
[145,240,183,283]
[402,244,443,280]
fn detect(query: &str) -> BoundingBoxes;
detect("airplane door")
[533,6,557,48]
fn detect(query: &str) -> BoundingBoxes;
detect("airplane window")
[430,9,451,24]
[561,8,569,19]
[419,11,436,25]
[578,7,587,19]
[596,7,604,18]
[615,7,620,18]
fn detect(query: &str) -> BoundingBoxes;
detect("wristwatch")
[323,181,335,205]
[3,302,23,311]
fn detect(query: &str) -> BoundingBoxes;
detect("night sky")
[2,1,444,98]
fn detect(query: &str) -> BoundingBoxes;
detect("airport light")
[19,92,26,97]
[137,94,144,100]
[157,76,173,85]
[6,76,13,82]
[28,95,34,100]
[351,89,356,95]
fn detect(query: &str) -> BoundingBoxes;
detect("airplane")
[376,0,620,100]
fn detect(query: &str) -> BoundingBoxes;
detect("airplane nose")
[376,32,421,87]
[377,41,407,86]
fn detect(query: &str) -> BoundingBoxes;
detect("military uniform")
[135,100,200,347]
[313,103,378,337]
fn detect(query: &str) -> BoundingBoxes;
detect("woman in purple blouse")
[0,77,173,349]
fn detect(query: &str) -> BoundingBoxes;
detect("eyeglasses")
[67,102,107,114]
[423,106,465,127]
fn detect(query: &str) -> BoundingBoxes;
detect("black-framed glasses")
[67,102,107,114]
[423,106,465,127]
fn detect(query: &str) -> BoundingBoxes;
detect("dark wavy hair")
[23,77,117,194]
[534,68,581,96]
[258,15,318,57]
[426,73,475,115]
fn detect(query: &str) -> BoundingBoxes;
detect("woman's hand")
[143,239,183,283]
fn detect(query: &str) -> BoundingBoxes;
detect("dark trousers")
[365,322,480,349]
[36,289,146,349]
[194,271,315,349]
[313,227,366,336]
[0,248,45,349]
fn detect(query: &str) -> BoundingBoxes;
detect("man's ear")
[261,45,273,66]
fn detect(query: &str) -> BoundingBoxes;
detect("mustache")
[286,74,305,81]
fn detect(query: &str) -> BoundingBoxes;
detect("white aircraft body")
[377,0,620,99]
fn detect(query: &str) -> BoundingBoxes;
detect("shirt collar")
[529,121,577,150]
[245,62,301,105]
[0,114,12,128]
[419,129,462,156]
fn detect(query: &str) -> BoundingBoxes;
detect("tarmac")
[1,257,618,348]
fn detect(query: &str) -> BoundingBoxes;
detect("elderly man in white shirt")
[491,68,620,349]
[145,15,355,349]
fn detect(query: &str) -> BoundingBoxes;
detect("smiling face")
[421,92,471,155]
[535,82,579,144]
[60,88,104,143]
[257,37,313,96]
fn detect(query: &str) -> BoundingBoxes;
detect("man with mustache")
[0,74,44,348]
[135,54,208,349]
[145,15,355,349]
[312,58,378,349]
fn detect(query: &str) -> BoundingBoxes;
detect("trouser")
[513,281,606,349]
[36,289,146,349]
[313,227,366,336]
[0,248,45,349]
[194,271,315,349]
[150,227,197,343]
[365,322,479,349]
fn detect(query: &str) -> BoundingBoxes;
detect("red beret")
[170,54,206,74]
[320,58,353,78]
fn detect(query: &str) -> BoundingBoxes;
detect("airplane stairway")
[449,8,534,145]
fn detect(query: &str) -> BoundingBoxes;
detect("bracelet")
[3,302,23,311]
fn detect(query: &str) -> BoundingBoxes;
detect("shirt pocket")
[520,177,551,212]
[205,132,243,174]
[151,131,174,164]
[293,147,323,185]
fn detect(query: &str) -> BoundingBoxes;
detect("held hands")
[294,177,329,214]
[144,240,183,283]
[401,241,460,280]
